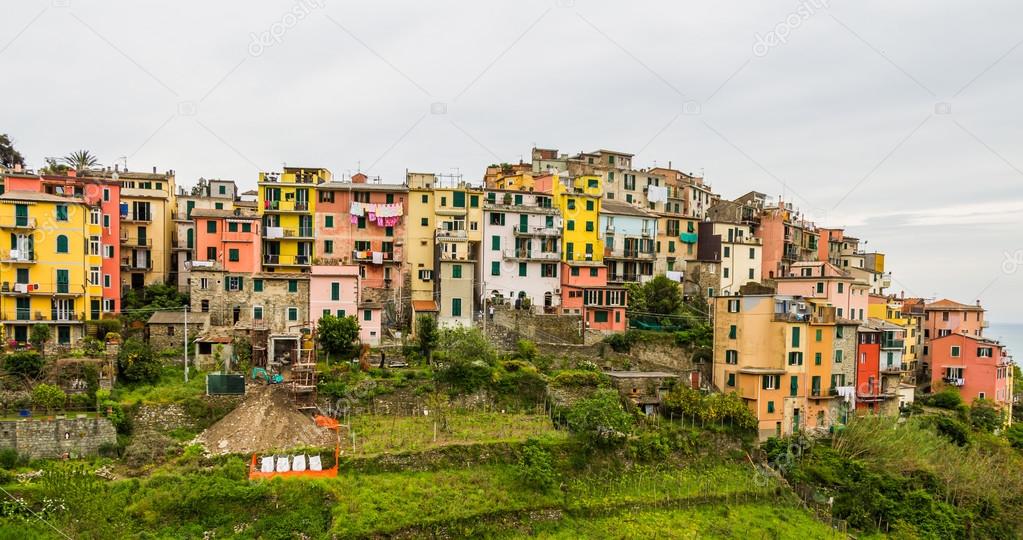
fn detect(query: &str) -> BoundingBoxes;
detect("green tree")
[0,134,25,168]
[121,283,188,324]
[1005,423,1023,450]
[4,351,45,380]
[29,324,50,351]
[62,149,99,171]
[317,314,360,359]
[39,157,69,175]
[32,383,66,413]
[565,389,633,448]
[969,399,1003,432]
[117,338,161,384]
[415,315,438,361]
[642,275,684,317]
[439,326,495,364]
[516,438,558,492]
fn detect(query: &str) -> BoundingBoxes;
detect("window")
[791,327,800,347]
[815,352,822,365]
[325,215,334,228]
[226,276,243,291]
[725,350,738,364]
[242,222,252,233]
[324,240,333,254]
[89,267,100,286]
[254,279,263,292]
[207,220,217,233]
[788,352,803,365]
[288,279,298,293]
[593,310,609,323]
[452,265,462,279]
[470,195,479,207]
[331,282,340,301]
[767,401,775,413]
[586,200,594,211]
[589,267,598,277]
[451,298,462,317]
[837,283,844,293]
[834,350,843,363]
[55,205,68,221]
[363,309,372,321]
[951,345,960,358]
[229,222,239,232]
[762,375,779,390]
[727,373,735,387]
[207,247,217,260]
[790,376,799,397]
[229,249,239,262]
[288,307,298,321]
[518,263,527,277]
[836,326,844,339]
[727,299,740,313]
[421,194,428,203]
[728,325,736,339]
[491,235,500,250]
[89,236,100,255]
[571,267,580,276]
[491,261,500,276]
[749,247,755,259]
[723,268,729,279]
[421,217,428,227]
[56,235,69,253]
[815,329,822,342]
[357,217,366,229]
[567,220,575,231]
[585,221,594,232]
[723,246,730,258]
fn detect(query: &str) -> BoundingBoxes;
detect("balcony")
[121,213,152,223]
[0,282,83,296]
[782,244,799,261]
[435,229,468,240]
[513,225,561,237]
[120,236,153,247]
[2,311,84,323]
[262,200,310,213]
[282,227,315,239]
[605,247,656,260]
[121,258,154,271]
[942,377,965,387]
[503,249,559,261]
[880,364,905,375]
[0,217,36,230]
[439,250,475,262]
[881,339,905,350]
[0,250,35,264]
[263,254,311,267]
[809,387,840,399]
[351,250,394,263]
[608,273,639,283]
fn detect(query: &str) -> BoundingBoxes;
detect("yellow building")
[0,191,102,347]
[552,174,604,263]
[258,167,330,272]
[714,294,848,439]
[405,172,482,327]
[869,294,921,380]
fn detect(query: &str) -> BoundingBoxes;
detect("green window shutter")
[288,279,297,293]
[586,200,594,211]
[519,214,527,230]
[835,350,843,363]
[331,282,340,301]
[253,306,263,320]
[792,327,800,347]
[363,309,371,321]
[56,205,68,221]
[229,249,239,262]
[518,263,526,277]
[452,298,461,317]
[815,352,821,365]
[728,325,736,339]
[762,376,770,389]
[491,261,500,276]
[790,376,798,397]
[567,220,574,231]
[207,220,217,233]
[325,215,334,228]
[545,216,553,228]
[514,194,522,205]
[337,310,345,317]
[453,191,466,207]
[815,329,822,342]
[585,221,593,232]
[492,235,500,250]
[324,240,333,254]
[594,310,609,323]
[242,222,252,233]
[254,279,263,292]
[452,265,462,279]
[470,195,479,207]
[767,401,775,413]
[56,235,68,253]
[228,222,238,232]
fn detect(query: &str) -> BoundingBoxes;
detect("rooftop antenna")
[118,156,127,171]
[356,160,361,173]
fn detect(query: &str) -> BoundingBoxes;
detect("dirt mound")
[195,385,334,455]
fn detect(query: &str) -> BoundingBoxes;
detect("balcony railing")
[351,250,394,263]
[1,250,36,263]
[882,339,905,350]
[121,259,154,270]
[942,377,965,387]
[608,273,639,283]
[121,213,152,222]
[435,229,467,240]
[120,236,153,247]
[263,254,311,266]
[503,249,559,261]
[2,310,83,322]
[262,200,310,212]
[512,225,561,237]
[283,227,315,238]
[0,218,36,229]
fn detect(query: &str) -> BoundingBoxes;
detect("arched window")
[56,235,69,253]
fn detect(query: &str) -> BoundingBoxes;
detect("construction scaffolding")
[290,332,317,411]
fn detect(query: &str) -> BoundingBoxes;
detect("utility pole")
[184,306,189,383]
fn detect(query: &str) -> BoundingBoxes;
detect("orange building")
[930,333,1013,421]
[191,208,261,274]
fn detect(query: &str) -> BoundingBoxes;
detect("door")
[15,298,30,321]
[57,326,71,345]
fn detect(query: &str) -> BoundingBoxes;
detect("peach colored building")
[930,333,1013,419]
[310,265,382,346]
[921,299,986,369]
[191,209,262,274]
[775,261,869,322]
[560,261,627,332]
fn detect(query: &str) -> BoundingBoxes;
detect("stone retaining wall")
[0,417,117,459]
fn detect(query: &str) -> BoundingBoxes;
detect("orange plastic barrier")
[248,416,341,480]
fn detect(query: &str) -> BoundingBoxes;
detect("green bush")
[0,448,23,470]
[515,339,538,361]
[604,332,637,353]
[3,351,44,380]
[969,399,1003,432]
[515,438,558,492]
[492,361,547,404]
[928,388,964,410]
[549,370,608,389]
[32,384,66,413]
[29,324,50,351]
[565,389,633,448]
[92,319,122,340]
[1006,424,1023,450]
[931,416,971,447]
[436,359,493,393]
[117,338,161,384]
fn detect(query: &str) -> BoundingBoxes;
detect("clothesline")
[349,202,402,227]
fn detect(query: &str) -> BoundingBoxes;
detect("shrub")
[3,351,44,380]
[929,388,964,410]
[931,416,971,446]
[514,339,538,361]
[661,387,757,431]
[492,361,547,403]
[92,319,122,340]
[439,326,495,365]
[515,438,558,492]
[117,338,161,384]
[317,314,360,358]
[415,316,438,359]
[436,359,492,393]
[0,448,22,470]
[29,324,50,351]
[604,332,636,353]
[32,384,66,413]
[1005,424,1023,450]
[565,389,633,448]
[549,370,608,389]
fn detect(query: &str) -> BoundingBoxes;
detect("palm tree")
[62,150,99,171]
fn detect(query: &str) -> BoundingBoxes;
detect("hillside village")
[0,141,1020,538]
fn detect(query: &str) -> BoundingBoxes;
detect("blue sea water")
[987,323,1023,361]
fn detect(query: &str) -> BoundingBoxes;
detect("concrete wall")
[0,417,116,459]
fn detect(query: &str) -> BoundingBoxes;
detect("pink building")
[930,333,1013,413]
[315,174,407,293]
[192,209,261,273]
[922,299,986,365]
[560,261,627,332]
[310,265,382,346]
[775,261,869,322]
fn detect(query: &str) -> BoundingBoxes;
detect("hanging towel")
[349,202,363,216]
[350,214,359,224]
[372,251,384,264]
[647,185,669,203]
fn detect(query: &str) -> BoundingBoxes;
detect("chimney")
[13,163,22,173]
[115,164,120,172]
[152,166,157,174]
[352,172,368,184]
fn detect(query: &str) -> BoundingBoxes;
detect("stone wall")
[0,417,117,459]
[189,269,310,334]
[491,307,584,345]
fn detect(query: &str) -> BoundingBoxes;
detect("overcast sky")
[2,0,1022,327]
